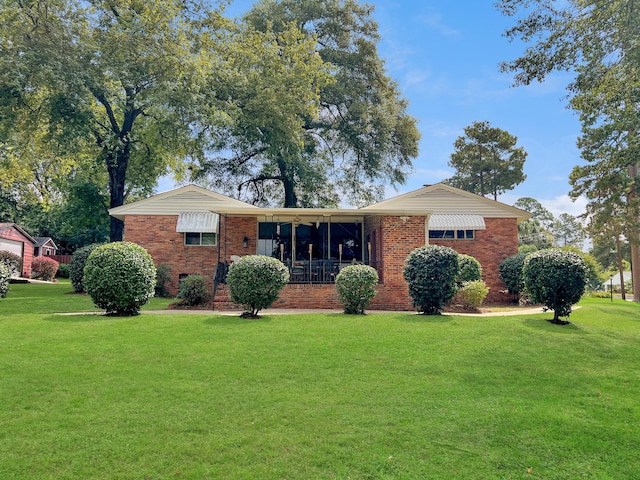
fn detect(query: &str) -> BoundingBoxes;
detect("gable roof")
[0,223,37,244]
[109,183,532,221]
[109,185,259,220]
[361,183,531,220]
[34,237,58,249]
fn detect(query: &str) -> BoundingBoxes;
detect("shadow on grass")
[522,317,587,334]
[203,315,273,326]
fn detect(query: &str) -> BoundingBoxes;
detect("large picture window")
[257,220,363,262]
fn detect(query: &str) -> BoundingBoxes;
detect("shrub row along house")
[109,183,530,310]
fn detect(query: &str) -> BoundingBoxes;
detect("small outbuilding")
[0,223,36,277]
[34,237,59,257]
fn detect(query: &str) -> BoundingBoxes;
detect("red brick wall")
[0,227,34,277]
[429,218,518,302]
[368,216,427,311]
[124,214,518,309]
[124,215,256,295]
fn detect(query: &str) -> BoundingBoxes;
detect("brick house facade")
[111,184,530,310]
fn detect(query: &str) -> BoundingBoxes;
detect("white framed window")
[184,232,217,246]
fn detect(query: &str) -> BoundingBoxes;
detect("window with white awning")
[176,212,219,246]
[428,214,486,240]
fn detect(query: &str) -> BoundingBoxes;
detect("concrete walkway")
[58,306,551,317]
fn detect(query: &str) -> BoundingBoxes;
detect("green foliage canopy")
[0,0,232,241]
[195,0,421,208]
[445,121,527,201]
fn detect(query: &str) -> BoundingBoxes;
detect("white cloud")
[540,194,588,218]
[499,193,587,218]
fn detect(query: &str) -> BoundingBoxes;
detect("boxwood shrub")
[523,248,587,323]
[335,264,379,314]
[70,243,104,292]
[0,262,10,298]
[177,274,209,306]
[83,242,156,316]
[226,255,289,317]
[453,280,489,310]
[155,262,173,298]
[56,263,70,279]
[457,254,482,285]
[499,252,529,296]
[403,245,460,315]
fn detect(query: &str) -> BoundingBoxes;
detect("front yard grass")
[1,284,639,479]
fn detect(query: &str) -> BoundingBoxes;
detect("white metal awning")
[428,214,486,230]
[176,212,220,233]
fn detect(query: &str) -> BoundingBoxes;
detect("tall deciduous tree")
[445,121,527,200]
[194,0,420,208]
[0,0,231,241]
[498,0,640,300]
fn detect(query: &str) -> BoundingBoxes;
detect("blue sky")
[164,0,587,217]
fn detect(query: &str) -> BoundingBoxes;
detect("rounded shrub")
[403,245,460,315]
[226,255,289,317]
[70,243,104,292]
[453,280,489,310]
[0,262,10,298]
[523,248,587,323]
[457,254,482,285]
[56,263,70,279]
[155,262,173,298]
[499,252,529,296]
[0,250,22,277]
[83,242,156,316]
[31,256,59,281]
[335,264,379,314]
[177,274,209,306]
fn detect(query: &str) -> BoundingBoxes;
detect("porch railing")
[214,259,377,285]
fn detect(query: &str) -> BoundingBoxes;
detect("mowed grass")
[1,284,639,479]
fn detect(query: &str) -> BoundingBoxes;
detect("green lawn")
[1,283,639,479]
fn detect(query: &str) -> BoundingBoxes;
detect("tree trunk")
[628,164,640,302]
[631,241,640,302]
[616,235,626,300]
[277,156,298,208]
[108,147,130,241]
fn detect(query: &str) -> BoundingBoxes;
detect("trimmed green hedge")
[336,264,379,314]
[70,243,104,293]
[83,242,156,316]
[403,245,459,315]
[457,254,482,285]
[523,249,586,323]
[226,255,289,317]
